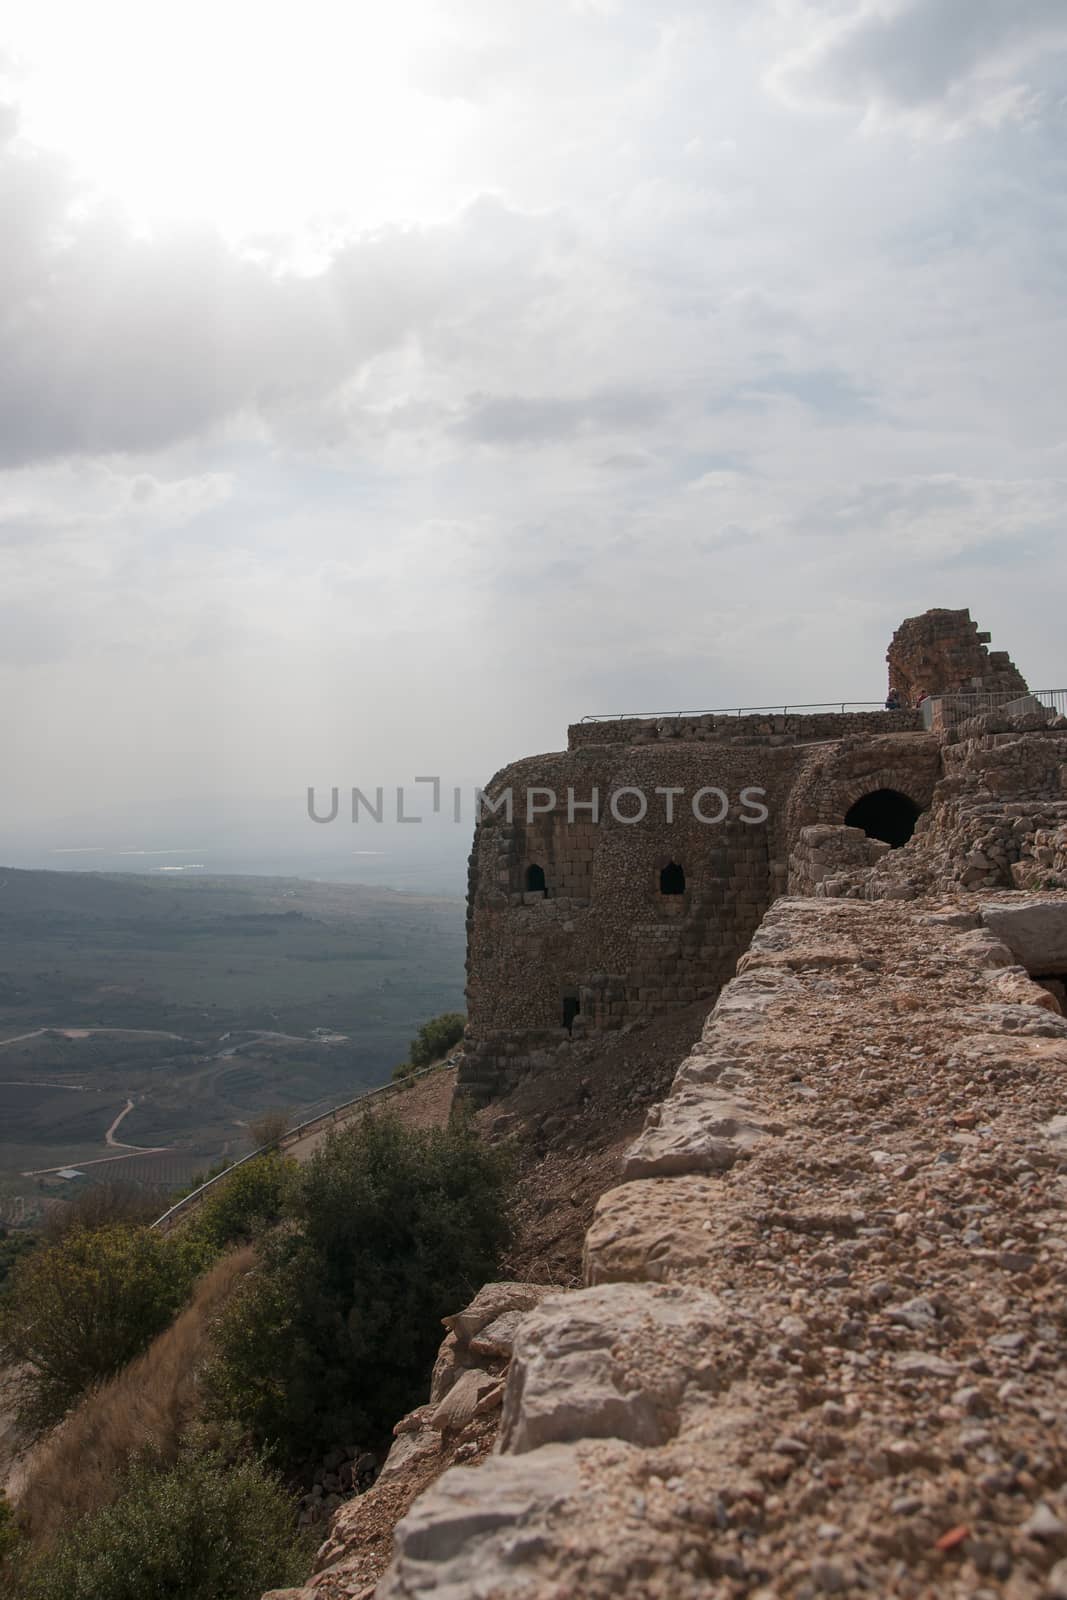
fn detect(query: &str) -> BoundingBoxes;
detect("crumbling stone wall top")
[569,708,921,751]
[887,607,1028,706]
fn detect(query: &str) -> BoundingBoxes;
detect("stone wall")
[461,609,1039,1104]
[461,731,941,1102]
[568,708,922,751]
[886,607,1027,706]
[831,712,1067,901]
[787,823,890,897]
[461,742,795,1101]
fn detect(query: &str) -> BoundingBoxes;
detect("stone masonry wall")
[461,610,1038,1105]
[823,712,1067,902]
[461,729,941,1103]
[461,742,794,1103]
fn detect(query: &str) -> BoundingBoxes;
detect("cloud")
[2,2,1067,826]
[455,387,669,445]
[0,106,576,467]
[790,473,1066,560]
[767,0,1067,132]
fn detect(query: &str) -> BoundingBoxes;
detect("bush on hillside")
[0,1229,37,1295]
[188,1153,297,1251]
[206,1111,511,1466]
[247,1108,291,1151]
[408,1011,466,1069]
[43,1181,160,1240]
[12,1450,309,1600]
[0,1490,20,1568]
[14,1249,256,1550]
[393,1010,466,1078]
[0,1224,210,1429]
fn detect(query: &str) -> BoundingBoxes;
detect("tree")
[207,1111,510,1465]
[247,1108,291,1151]
[189,1154,297,1252]
[409,1011,466,1068]
[0,1225,209,1429]
[393,1010,466,1078]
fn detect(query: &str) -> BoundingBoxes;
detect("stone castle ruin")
[288,605,1067,1599]
[460,607,1060,1104]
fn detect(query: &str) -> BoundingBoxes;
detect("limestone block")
[620,1086,782,1180]
[988,966,1063,1012]
[954,1003,1067,1038]
[377,1445,581,1600]
[701,968,801,1041]
[584,1177,723,1284]
[443,1281,564,1344]
[980,899,1067,972]
[498,1282,733,1454]
[954,928,1015,968]
[430,1368,503,1432]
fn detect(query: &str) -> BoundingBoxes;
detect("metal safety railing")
[150,1056,457,1233]
[580,689,1067,726]
[922,688,1067,731]
[580,700,893,723]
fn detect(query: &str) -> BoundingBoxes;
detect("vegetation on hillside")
[12,1451,310,1600]
[0,1224,210,1429]
[14,1250,256,1549]
[392,1009,466,1079]
[186,1152,297,1251]
[1,1107,513,1595]
[206,1111,510,1466]
[0,867,465,1216]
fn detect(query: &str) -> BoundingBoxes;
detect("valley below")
[0,867,465,1220]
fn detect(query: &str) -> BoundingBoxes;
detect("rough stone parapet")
[376,892,1067,1599]
[568,709,922,751]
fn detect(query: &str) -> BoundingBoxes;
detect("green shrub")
[0,1489,21,1568]
[408,1011,466,1069]
[12,1450,309,1600]
[0,1225,210,1429]
[0,1229,37,1295]
[207,1112,510,1466]
[188,1154,297,1252]
[247,1108,291,1150]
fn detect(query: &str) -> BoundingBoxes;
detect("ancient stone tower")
[459,609,1036,1103]
[886,607,1027,706]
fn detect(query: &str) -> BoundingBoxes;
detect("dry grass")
[13,1246,255,1548]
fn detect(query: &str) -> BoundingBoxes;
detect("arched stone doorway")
[845,788,921,848]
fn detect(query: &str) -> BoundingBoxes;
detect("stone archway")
[844,788,921,848]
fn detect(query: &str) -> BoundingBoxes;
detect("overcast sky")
[2,0,1066,847]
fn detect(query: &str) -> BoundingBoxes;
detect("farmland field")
[0,866,465,1218]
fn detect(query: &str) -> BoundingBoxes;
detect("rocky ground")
[482,1001,712,1284]
[354,891,1067,1599]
